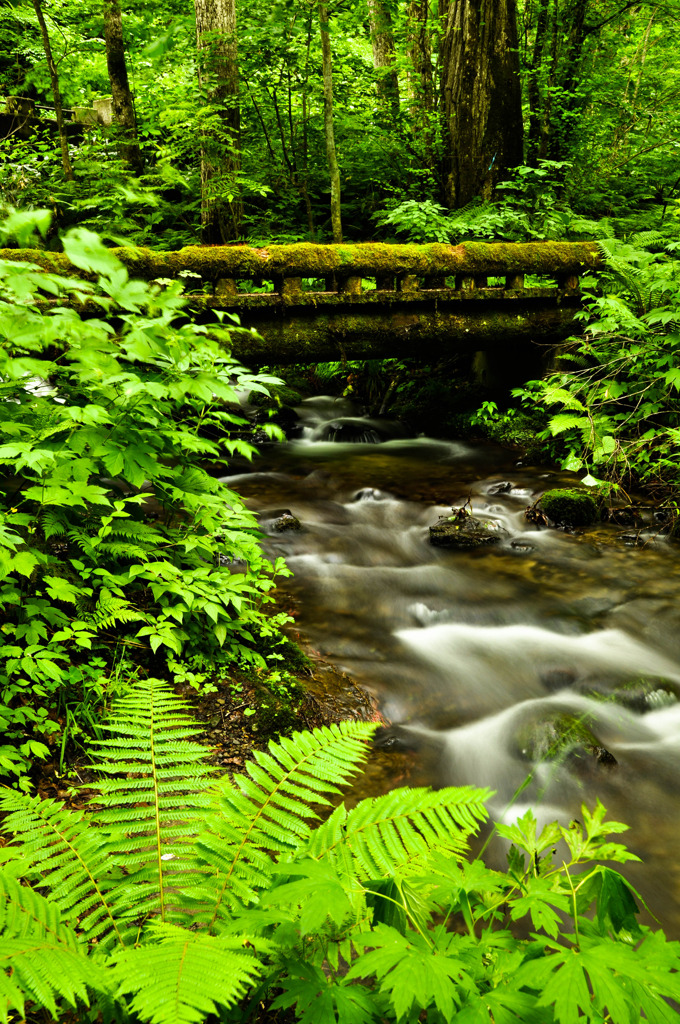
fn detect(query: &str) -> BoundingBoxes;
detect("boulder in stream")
[536,488,599,527]
[429,508,507,549]
[258,508,303,532]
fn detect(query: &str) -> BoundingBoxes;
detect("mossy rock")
[252,674,305,736]
[538,488,599,527]
[248,384,302,410]
[515,712,615,768]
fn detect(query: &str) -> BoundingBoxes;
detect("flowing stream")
[225,396,680,935]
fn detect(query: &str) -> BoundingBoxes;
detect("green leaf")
[62,229,124,278]
[595,867,640,935]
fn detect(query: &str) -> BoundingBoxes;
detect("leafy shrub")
[514,237,680,495]
[0,209,291,784]
[2,676,679,1024]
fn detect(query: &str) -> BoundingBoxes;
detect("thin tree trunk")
[194,0,242,243]
[406,0,433,114]
[103,0,142,173]
[440,0,523,209]
[549,0,589,161]
[526,0,550,165]
[31,0,73,181]
[406,0,435,171]
[319,3,342,243]
[301,8,316,239]
[367,0,400,122]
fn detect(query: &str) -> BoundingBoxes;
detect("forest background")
[4,4,680,1023]
[3,0,678,248]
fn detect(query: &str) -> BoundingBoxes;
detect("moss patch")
[539,488,599,527]
[0,240,604,282]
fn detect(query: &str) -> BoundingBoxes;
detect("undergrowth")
[0,208,291,785]
[1,676,679,1024]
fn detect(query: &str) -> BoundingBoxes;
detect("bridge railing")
[0,241,603,307]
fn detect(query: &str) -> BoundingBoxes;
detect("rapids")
[225,395,680,934]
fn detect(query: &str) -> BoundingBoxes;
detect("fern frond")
[91,678,216,926]
[195,721,376,916]
[0,792,126,950]
[110,923,265,1024]
[42,509,68,539]
[630,230,665,249]
[83,590,144,629]
[0,871,105,1023]
[305,786,491,878]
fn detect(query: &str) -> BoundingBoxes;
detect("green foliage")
[514,238,680,495]
[2,678,679,1024]
[0,209,291,783]
[372,200,452,243]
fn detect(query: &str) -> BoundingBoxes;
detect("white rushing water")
[227,395,680,933]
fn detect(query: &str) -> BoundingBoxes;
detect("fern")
[304,785,490,879]
[0,790,127,950]
[0,876,103,1023]
[194,721,376,917]
[91,678,216,927]
[110,923,266,1024]
[84,589,144,629]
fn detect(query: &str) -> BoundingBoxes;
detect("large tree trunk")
[31,0,73,181]
[103,0,142,173]
[367,0,400,123]
[194,0,242,243]
[440,0,523,209]
[319,3,342,243]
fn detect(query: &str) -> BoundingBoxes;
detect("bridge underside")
[191,289,582,365]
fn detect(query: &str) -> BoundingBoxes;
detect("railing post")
[475,275,488,288]
[280,277,303,298]
[338,276,362,295]
[505,273,525,290]
[423,275,446,289]
[456,274,476,290]
[375,273,396,291]
[398,274,419,292]
[557,273,580,290]
[215,277,237,298]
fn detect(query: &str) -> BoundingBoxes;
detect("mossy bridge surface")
[2,240,603,365]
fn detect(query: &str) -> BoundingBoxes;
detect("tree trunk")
[367,0,400,123]
[194,0,242,243]
[548,0,589,161]
[103,0,142,173]
[31,0,73,181]
[440,0,523,209]
[526,0,550,165]
[319,3,342,243]
[406,0,433,116]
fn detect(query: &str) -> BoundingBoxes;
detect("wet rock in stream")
[514,712,617,771]
[429,514,507,549]
[258,508,303,532]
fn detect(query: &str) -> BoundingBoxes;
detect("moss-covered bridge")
[2,240,603,364]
